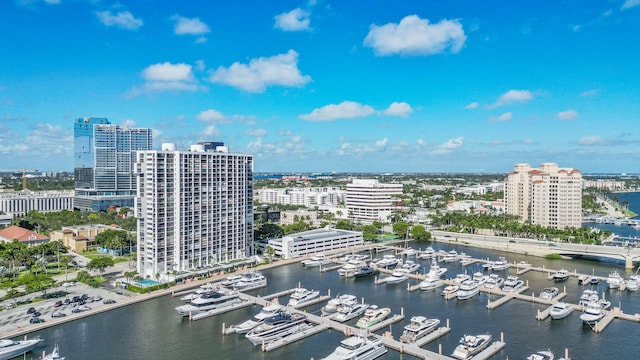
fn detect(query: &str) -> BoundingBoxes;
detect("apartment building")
[256,187,343,207]
[0,190,74,217]
[346,179,403,224]
[134,143,253,279]
[504,163,582,229]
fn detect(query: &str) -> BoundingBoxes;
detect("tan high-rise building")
[504,163,582,229]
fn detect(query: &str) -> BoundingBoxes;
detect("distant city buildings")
[134,142,253,279]
[256,187,344,207]
[346,179,403,224]
[583,179,626,192]
[446,200,505,214]
[267,227,363,259]
[0,190,74,217]
[454,182,505,196]
[504,163,582,229]
[74,117,152,211]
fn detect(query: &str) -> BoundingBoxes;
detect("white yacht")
[245,311,312,346]
[540,287,559,300]
[400,247,417,257]
[355,306,391,329]
[322,294,358,316]
[229,303,284,334]
[0,338,43,360]
[233,272,267,291]
[337,260,366,277]
[502,275,524,292]
[419,247,436,259]
[552,269,570,282]
[549,302,574,320]
[375,254,400,269]
[456,280,480,300]
[527,350,555,360]
[627,274,640,291]
[399,316,440,343]
[606,270,623,289]
[302,253,331,267]
[383,268,409,284]
[452,273,471,284]
[441,250,460,263]
[426,259,447,278]
[419,276,443,291]
[484,257,509,271]
[400,260,420,273]
[221,274,244,287]
[580,301,605,325]
[175,288,242,317]
[42,344,65,360]
[451,334,492,360]
[484,274,505,289]
[331,302,370,322]
[441,284,459,297]
[287,288,320,308]
[320,334,387,360]
[578,289,598,306]
[472,272,488,286]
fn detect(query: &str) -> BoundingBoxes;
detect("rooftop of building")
[0,225,49,242]
[281,227,362,242]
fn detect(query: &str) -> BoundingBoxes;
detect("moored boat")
[540,287,559,300]
[580,301,604,325]
[322,294,358,316]
[175,287,241,317]
[441,285,459,297]
[451,334,492,360]
[419,276,443,291]
[0,338,43,360]
[399,316,440,343]
[606,270,623,289]
[42,344,65,360]
[228,303,284,334]
[552,269,570,282]
[287,288,321,307]
[233,272,267,291]
[320,334,387,360]
[353,266,380,278]
[355,306,391,329]
[382,269,408,284]
[527,350,555,360]
[302,253,331,267]
[331,302,370,322]
[549,302,574,320]
[456,280,480,300]
[245,311,311,346]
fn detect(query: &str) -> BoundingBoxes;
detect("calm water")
[588,191,640,239]
[19,243,640,360]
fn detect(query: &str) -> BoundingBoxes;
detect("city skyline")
[1,1,639,173]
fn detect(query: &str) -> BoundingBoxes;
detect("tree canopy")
[86,257,115,276]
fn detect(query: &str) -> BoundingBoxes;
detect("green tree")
[410,225,431,241]
[335,219,354,231]
[86,256,115,277]
[255,223,284,241]
[392,221,410,239]
[95,229,129,251]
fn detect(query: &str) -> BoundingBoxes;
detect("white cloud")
[556,109,578,121]
[246,128,267,138]
[209,50,311,92]
[172,15,211,35]
[96,11,143,30]
[127,62,203,96]
[196,109,225,123]
[489,89,534,108]
[375,138,388,148]
[430,137,464,155]
[364,15,466,56]
[383,102,413,117]
[274,8,310,31]
[580,89,598,97]
[489,112,513,123]
[464,102,479,109]
[299,101,375,122]
[577,135,604,146]
[622,0,640,10]
[202,125,219,137]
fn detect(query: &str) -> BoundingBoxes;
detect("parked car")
[71,308,82,313]
[32,311,41,318]
[29,317,45,324]
[54,300,63,308]
[63,298,70,305]
[51,311,66,318]
[78,305,91,311]
[68,302,77,308]
[26,307,36,314]
[93,295,102,302]
[103,299,116,304]
[72,296,80,303]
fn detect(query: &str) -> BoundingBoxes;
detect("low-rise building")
[0,190,74,217]
[0,225,49,246]
[267,227,363,259]
[49,224,120,253]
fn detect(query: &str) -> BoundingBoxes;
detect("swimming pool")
[136,279,161,287]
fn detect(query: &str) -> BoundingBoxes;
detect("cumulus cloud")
[202,125,219,137]
[299,101,375,121]
[172,15,210,35]
[127,62,203,96]
[96,11,143,30]
[430,137,464,155]
[488,112,513,123]
[364,15,466,56]
[580,89,598,97]
[209,50,311,92]
[196,109,225,123]
[274,8,310,31]
[246,128,267,138]
[383,102,413,117]
[622,0,640,9]
[489,89,534,108]
[577,135,604,146]
[556,109,578,121]
[464,102,479,109]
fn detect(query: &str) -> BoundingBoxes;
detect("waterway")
[588,191,640,240]
[16,243,640,360]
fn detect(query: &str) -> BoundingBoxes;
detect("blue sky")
[1,0,639,173]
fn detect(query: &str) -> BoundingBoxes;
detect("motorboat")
[0,338,43,360]
[419,247,436,259]
[516,260,532,268]
[374,254,400,269]
[441,285,459,297]
[355,306,391,329]
[42,344,65,360]
[577,274,590,285]
[540,287,559,300]
[400,260,420,273]
[245,311,311,346]
[331,302,370,322]
[195,282,219,294]
[419,276,443,291]
[337,260,367,277]
[302,253,331,267]
[627,274,640,291]
[598,297,611,310]
[580,301,605,325]
[527,350,555,360]
[221,274,244,287]
[589,277,599,285]
[287,288,321,308]
[233,272,267,291]
[606,270,623,289]
[338,254,369,262]
[472,272,488,286]
[320,334,387,360]
[426,259,447,278]
[549,302,574,320]
[382,269,408,284]
[487,257,510,271]
[502,275,524,292]
[452,273,471,284]
[484,274,504,289]
[441,250,460,263]
[401,247,417,257]
[552,269,570,282]
[228,303,284,334]
[578,289,598,306]
[451,334,492,360]
[456,280,480,300]
[322,294,358,316]
[175,288,241,316]
[399,316,440,343]
[353,266,380,278]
